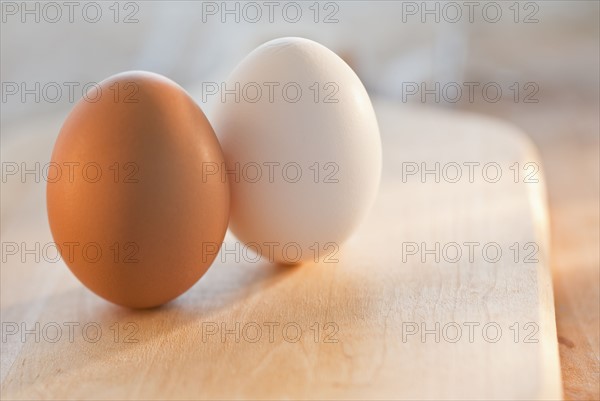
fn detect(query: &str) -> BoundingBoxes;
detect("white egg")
[213,37,381,264]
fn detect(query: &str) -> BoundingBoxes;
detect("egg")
[213,37,381,264]
[47,71,229,308]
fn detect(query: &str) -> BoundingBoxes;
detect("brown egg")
[47,71,229,308]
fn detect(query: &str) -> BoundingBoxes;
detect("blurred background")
[1,1,599,399]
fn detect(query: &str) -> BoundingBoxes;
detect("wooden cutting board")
[0,100,562,400]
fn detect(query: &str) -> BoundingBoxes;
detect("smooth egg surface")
[47,71,229,308]
[213,37,381,264]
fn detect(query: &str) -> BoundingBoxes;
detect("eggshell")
[213,37,381,264]
[47,71,229,308]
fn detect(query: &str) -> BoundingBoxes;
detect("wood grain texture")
[0,101,562,400]
[464,96,600,401]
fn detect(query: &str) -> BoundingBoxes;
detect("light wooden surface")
[543,142,600,401]
[1,101,562,399]
[465,97,600,401]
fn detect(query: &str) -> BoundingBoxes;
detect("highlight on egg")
[47,71,230,308]
[213,37,382,264]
